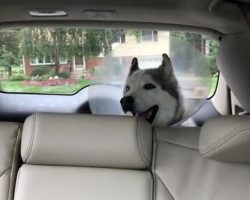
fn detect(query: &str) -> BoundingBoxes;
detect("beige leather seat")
[153,115,250,200]
[0,122,22,200]
[14,113,153,200]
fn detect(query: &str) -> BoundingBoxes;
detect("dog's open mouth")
[137,105,159,123]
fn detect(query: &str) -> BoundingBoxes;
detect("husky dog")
[120,54,184,126]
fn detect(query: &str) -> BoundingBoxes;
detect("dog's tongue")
[139,110,152,121]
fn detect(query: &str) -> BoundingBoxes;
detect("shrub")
[11,74,27,81]
[31,66,51,76]
[39,74,50,81]
[31,74,49,81]
[48,70,56,77]
[25,76,31,81]
[59,71,70,79]
[12,67,24,74]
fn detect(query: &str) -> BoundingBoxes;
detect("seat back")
[14,113,153,200]
[153,116,250,200]
[0,122,22,200]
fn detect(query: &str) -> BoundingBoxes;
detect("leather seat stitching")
[200,123,250,155]
[7,125,21,200]
[139,120,151,163]
[156,174,175,200]
[136,119,149,166]
[13,167,22,199]
[0,168,10,178]
[24,114,36,162]
[152,133,157,200]
[158,140,198,151]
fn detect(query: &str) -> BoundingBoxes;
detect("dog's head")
[120,54,184,126]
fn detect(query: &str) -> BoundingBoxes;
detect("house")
[23,30,170,79]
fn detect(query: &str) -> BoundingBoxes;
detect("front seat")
[14,113,153,200]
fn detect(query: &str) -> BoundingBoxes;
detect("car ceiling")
[0,0,249,35]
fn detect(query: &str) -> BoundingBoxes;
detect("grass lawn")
[0,79,92,94]
[0,76,219,96]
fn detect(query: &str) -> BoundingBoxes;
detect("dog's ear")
[159,54,173,74]
[128,57,139,75]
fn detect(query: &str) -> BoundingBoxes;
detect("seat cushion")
[14,165,152,200]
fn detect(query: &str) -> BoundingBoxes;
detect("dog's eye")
[144,83,156,90]
[125,85,131,92]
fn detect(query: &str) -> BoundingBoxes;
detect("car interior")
[1,0,250,200]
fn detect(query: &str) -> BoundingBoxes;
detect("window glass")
[141,30,153,41]
[0,28,218,96]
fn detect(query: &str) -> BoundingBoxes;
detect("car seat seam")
[24,114,36,162]
[200,123,250,155]
[156,174,175,200]
[13,167,22,199]
[7,124,21,200]
[136,118,149,167]
[158,140,198,151]
[0,168,10,178]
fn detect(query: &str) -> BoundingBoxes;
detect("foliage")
[18,28,122,75]
[31,70,70,80]
[31,74,50,81]
[206,39,219,75]
[59,71,70,79]
[170,32,219,75]
[1,28,123,80]
[31,66,51,76]
[0,30,21,78]
[0,51,18,78]
[128,30,143,42]
[10,74,27,81]
[48,70,56,77]
[83,30,103,60]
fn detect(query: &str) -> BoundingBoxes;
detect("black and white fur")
[120,54,184,126]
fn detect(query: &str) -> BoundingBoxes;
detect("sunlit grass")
[0,79,91,95]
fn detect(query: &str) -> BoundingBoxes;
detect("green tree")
[19,28,105,75]
[206,39,219,75]
[0,30,21,78]
[0,51,17,78]
[170,32,219,75]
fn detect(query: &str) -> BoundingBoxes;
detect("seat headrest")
[199,116,250,163]
[21,113,152,169]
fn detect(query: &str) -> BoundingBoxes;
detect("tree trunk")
[55,48,60,75]
[103,30,111,56]
[8,66,12,78]
[185,33,202,52]
[54,35,60,76]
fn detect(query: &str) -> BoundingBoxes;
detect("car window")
[0,28,218,96]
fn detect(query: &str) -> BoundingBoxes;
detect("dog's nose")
[120,96,134,112]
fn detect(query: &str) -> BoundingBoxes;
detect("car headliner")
[0,0,248,35]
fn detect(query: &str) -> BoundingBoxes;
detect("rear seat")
[154,116,250,200]
[12,113,250,200]
[14,113,153,200]
[0,122,22,200]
